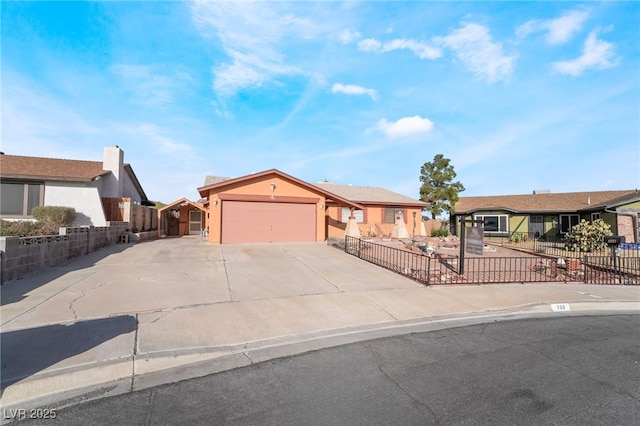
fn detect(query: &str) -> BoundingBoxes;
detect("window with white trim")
[0,182,44,216]
[341,207,364,223]
[474,214,509,233]
[591,212,601,221]
[559,214,580,234]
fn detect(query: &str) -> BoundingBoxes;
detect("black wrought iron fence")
[484,232,640,260]
[344,236,640,286]
[345,236,430,284]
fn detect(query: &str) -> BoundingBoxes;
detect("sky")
[2,1,639,204]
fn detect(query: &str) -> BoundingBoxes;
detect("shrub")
[0,220,42,237]
[564,219,612,252]
[0,219,63,237]
[431,227,449,237]
[509,232,525,243]
[31,206,76,226]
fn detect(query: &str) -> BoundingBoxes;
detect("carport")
[158,198,207,237]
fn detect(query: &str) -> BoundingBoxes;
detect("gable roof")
[0,154,108,182]
[158,198,206,213]
[455,190,639,214]
[314,182,428,207]
[197,169,364,210]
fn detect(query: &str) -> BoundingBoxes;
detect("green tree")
[419,154,465,219]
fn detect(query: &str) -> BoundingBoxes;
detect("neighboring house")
[0,146,153,226]
[197,169,427,244]
[451,189,640,243]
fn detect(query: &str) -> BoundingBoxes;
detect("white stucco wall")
[122,170,142,203]
[44,182,107,226]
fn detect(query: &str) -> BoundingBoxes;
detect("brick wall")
[617,214,637,243]
[0,222,128,284]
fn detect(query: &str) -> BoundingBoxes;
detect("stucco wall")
[121,170,143,203]
[326,205,424,238]
[44,182,107,226]
[205,174,326,244]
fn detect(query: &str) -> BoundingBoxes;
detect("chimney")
[102,145,124,197]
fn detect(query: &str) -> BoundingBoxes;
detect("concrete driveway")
[1,236,638,412]
[1,237,420,328]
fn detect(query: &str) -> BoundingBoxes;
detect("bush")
[31,206,76,226]
[509,232,525,243]
[0,219,63,237]
[431,227,449,237]
[0,220,42,237]
[564,219,612,252]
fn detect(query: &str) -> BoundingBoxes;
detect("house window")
[341,208,364,223]
[591,212,601,221]
[474,214,509,233]
[0,182,43,216]
[383,207,404,223]
[559,214,580,234]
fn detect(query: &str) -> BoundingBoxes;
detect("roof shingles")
[314,182,427,206]
[0,155,106,182]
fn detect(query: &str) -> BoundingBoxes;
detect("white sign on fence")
[466,226,484,255]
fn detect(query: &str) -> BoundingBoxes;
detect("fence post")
[358,237,362,258]
[583,256,588,283]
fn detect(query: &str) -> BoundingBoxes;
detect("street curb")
[1,302,638,416]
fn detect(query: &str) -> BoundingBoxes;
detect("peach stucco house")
[195,169,428,244]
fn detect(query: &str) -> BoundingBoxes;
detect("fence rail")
[345,236,639,286]
[484,232,640,260]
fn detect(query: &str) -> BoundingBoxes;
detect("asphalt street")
[11,314,640,426]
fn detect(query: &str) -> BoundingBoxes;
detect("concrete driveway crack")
[68,281,109,320]
[221,247,234,302]
[284,249,344,293]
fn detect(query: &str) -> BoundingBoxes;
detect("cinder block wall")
[0,222,129,284]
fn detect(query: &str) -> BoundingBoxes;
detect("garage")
[221,201,316,244]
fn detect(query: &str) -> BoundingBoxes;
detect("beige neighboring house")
[0,146,153,226]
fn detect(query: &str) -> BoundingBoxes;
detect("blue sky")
[2,1,639,203]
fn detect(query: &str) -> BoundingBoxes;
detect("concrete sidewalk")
[1,237,639,412]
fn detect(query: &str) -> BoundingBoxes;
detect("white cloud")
[135,123,194,154]
[331,83,377,100]
[552,30,617,76]
[191,1,314,98]
[376,115,434,138]
[111,64,193,106]
[517,9,589,44]
[358,37,441,59]
[437,23,515,82]
[338,29,361,44]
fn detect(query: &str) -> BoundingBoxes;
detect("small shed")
[158,198,207,237]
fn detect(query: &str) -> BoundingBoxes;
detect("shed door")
[221,201,316,244]
[189,210,202,235]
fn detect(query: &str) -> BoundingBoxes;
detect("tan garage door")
[221,201,316,244]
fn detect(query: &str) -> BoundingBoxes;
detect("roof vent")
[533,189,550,195]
